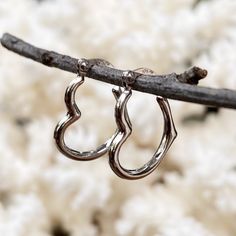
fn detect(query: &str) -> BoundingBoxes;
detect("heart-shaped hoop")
[54,59,118,161]
[109,69,177,179]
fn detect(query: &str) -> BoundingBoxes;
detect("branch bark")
[1,33,236,109]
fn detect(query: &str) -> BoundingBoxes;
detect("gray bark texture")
[1,33,236,109]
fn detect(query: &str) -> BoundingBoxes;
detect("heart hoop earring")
[109,69,177,179]
[54,58,117,161]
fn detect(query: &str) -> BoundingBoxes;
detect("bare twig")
[1,33,236,109]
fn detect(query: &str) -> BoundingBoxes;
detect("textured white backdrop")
[0,0,236,235]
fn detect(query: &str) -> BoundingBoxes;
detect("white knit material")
[0,0,236,235]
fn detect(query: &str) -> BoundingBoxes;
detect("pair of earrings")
[54,59,177,180]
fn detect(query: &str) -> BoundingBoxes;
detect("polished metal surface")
[54,60,177,178]
[54,59,117,161]
[109,69,177,180]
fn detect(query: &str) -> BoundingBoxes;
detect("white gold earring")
[54,60,177,180]
[109,69,177,179]
[54,58,117,161]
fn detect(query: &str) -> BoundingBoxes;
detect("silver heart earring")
[109,68,177,180]
[54,58,117,161]
[54,60,177,180]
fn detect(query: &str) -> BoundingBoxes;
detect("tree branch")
[1,33,236,109]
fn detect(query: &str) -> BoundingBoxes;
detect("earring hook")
[122,70,137,90]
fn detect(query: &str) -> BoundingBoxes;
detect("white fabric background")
[0,0,236,235]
